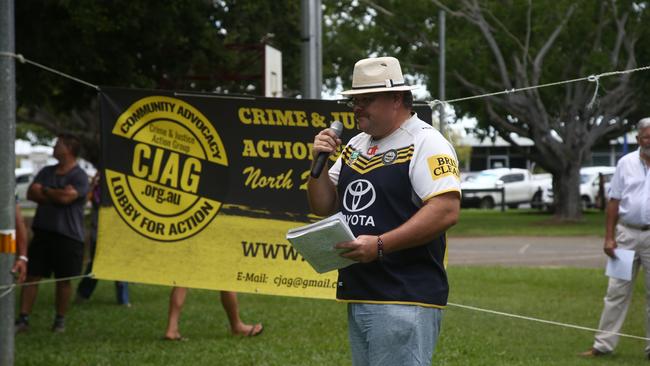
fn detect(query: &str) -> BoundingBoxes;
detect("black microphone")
[311,121,344,178]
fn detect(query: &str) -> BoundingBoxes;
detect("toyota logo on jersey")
[343,179,376,212]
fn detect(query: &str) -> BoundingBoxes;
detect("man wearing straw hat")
[307,56,461,365]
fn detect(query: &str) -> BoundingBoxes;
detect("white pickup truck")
[461,168,546,209]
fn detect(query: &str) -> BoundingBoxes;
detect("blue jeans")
[347,303,442,366]
[77,262,130,304]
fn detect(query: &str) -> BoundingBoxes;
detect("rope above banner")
[428,64,650,111]
[0,51,100,90]
[2,51,649,111]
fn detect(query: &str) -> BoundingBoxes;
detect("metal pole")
[301,0,313,98]
[315,0,322,99]
[0,0,16,364]
[501,188,506,212]
[438,10,446,136]
[301,0,322,99]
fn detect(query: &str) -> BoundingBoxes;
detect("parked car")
[536,166,616,210]
[461,168,545,209]
[580,166,616,208]
[15,168,34,203]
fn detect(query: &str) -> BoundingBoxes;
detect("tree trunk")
[552,160,583,221]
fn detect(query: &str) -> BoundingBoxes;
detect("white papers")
[286,212,357,274]
[606,249,635,281]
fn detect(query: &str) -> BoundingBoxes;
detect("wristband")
[18,255,28,263]
[377,236,384,261]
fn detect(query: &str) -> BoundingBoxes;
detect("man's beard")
[641,146,650,158]
[355,113,373,133]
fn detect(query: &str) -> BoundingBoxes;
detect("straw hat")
[340,56,419,96]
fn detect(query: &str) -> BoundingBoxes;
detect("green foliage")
[15,0,302,162]
[445,127,472,169]
[324,0,650,122]
[323,1,441,97]
[15,122,54,145]
[323,0,650,220]
[17,0,302,106]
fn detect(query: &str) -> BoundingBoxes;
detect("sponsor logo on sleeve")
[427,154,460,181]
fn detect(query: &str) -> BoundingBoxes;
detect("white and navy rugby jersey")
[328,113,461,308]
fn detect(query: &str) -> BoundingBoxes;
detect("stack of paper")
[286,212,357,274]
[606,249,635,281]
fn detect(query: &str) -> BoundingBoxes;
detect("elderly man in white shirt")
[581,117,650,359]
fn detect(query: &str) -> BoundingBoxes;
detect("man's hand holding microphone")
[310,121,344,178]
[307,121,344,220]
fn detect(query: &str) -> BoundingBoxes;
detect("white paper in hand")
[286,212,356,274]
[605,249,635,281]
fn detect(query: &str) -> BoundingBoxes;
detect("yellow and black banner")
[94,87,431,299]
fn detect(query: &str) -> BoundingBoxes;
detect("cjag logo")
[106,96,227,242]
[343,179,376,212]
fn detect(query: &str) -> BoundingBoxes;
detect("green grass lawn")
[14,266,647,365]
[449,209,606,237]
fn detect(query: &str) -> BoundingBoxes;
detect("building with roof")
[459,131,638,172]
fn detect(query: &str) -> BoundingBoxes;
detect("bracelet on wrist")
[17,255,28,263]
[377,236,384,261]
